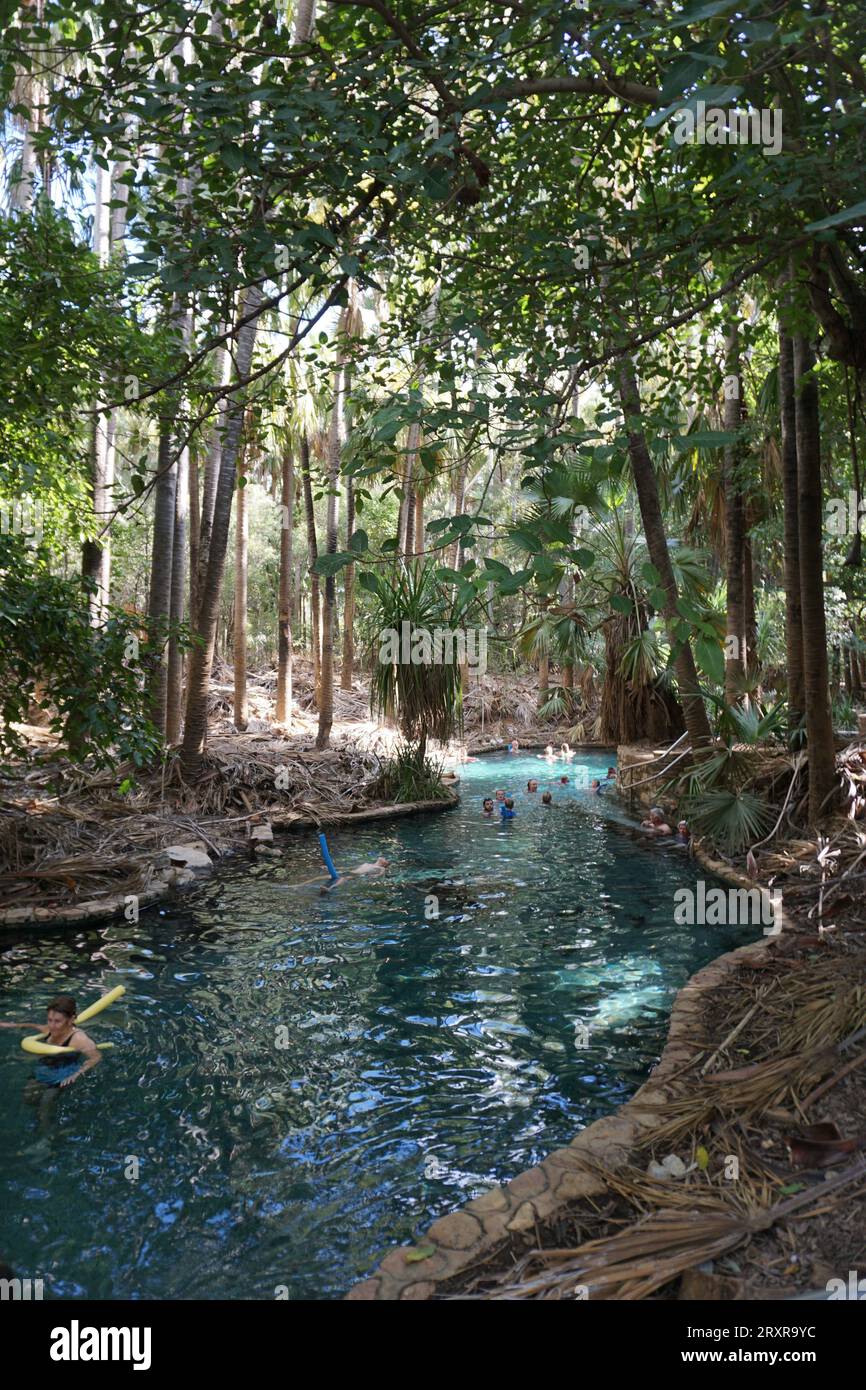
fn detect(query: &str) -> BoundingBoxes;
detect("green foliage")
[366,561,465,749]
[369,741,450,804]
[0,538,161,769]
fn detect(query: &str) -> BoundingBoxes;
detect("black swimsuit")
[36,1030,81,1086]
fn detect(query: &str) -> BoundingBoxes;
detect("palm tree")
[617,358,712,749]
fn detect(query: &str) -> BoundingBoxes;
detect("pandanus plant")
[363,559,465,763]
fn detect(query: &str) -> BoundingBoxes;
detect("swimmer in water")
[320,856,390,893]
[500,797,516,819]
[676,820,691,845]
[641,808,673,836]
[0,995,102,1100]
[482,798,495,816]
[509,739,519,753]
[589,779,603,795]
[561,743,573,758]
[542,791,553,806]
[559,775,569,785]
[527,779,539,792]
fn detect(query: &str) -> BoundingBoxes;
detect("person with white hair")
[641,807,672,836]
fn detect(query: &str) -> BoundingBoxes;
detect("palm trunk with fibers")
[794,335,837,822]
[165,438,189,744]
[617,359,712,748]
[181,287,263,772]
[300,434,321,702]
[233,463,249,732]
[723,325,746,701]
[147,417,178,736]
[341,471,355,691]
[276,442,294,723]
[779,326,805,733]
[317,353,344,749]
[414,491,425,560]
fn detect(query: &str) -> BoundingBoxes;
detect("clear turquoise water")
[0,751,757,1300]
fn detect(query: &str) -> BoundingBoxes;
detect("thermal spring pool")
[0,750,759,1299]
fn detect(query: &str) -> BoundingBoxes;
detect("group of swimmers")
[482,760,619,818]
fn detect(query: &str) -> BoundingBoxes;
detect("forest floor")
[0,660,577,922]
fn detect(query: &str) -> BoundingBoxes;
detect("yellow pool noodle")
[20,985,126,1056]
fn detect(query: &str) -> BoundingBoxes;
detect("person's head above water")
[527,779,539,792]
[375,856,389,868]
[494,788,505,801]
[482,798,494,813]
[44,996,77,1040]
[591,779,600,789]
[607,767,616,778]
[649,808,666,825]
[504,797,515,809]
[542,791,552,805]
[545,744,554,756]
[559,776,569,784]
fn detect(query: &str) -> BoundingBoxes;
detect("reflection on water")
[0,751,758,1299]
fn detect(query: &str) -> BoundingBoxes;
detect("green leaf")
[610,594,634,615]
[695,634,725,685]
[313,551,354,576]
[805,201,866,232]
[348,528,368,554]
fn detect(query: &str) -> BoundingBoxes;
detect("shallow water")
[0,751,758,1299]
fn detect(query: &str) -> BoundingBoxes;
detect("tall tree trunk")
[317,356,344,749]
[448,456,468,570]
[341,472,355,691]
[195,340,229,626]
[617,360,712,748]
[300,434,321,703]
[794,336,837,822]
[82,162,113,624]
[414,492,425,560]
[538,650,549,711]
[165,439,189,743]
[743,532,759,681]
[181,288,262,772]
[779,325,805,734]
[276,443,294,724]
[723,325,746,701]
[188,446,200,627]
[233,458,249,732]
[147,416,178,736]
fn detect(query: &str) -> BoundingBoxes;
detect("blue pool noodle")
[319,832,339,880]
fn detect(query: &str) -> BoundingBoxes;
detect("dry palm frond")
[462,1159,866,1301]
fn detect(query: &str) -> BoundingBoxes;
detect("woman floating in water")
[0,995,102,1094]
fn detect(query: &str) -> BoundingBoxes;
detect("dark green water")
[0,751,757,1299]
